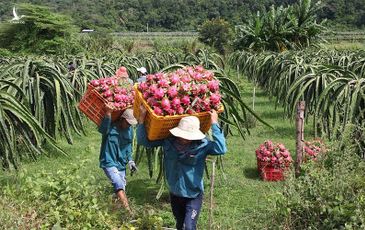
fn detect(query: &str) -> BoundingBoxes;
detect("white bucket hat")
[169,116,206,140]
[121,109,138,125]
[136,67,147,74]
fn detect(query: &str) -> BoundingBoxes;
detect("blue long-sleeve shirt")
[137,123,227,198]
[98,116,133,171]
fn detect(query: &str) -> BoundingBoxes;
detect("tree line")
[0,0,364,31]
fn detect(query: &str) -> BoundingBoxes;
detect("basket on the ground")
[260,166,285,181]
[255,140,293,181]
[257,159,270,173]
[257,159,290,181]
[133,85,224,141]
[78,85,122,126]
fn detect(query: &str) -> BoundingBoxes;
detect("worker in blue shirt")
[136,107,227,230]
[99,104,138,215]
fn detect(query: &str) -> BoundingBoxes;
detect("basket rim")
[87,84,108,103]
[134,84,224,120]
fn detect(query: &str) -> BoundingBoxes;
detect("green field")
[323,41,365,50]
[1,1,364,228]
[0,74,314,229]
[0,36,363,229]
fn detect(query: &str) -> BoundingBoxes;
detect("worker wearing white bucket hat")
[137,107,227,230]
[136,67,147,74]
[169,116,206,140]
[136,67,148,83]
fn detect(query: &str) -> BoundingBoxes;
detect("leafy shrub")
[79,31,115,54]
[152,39,185,56]
[244,112,257,129]
[1,160,116,228]
[233,0,326,52]
[0,48,12,57]
[120,39,136,53]
[340,123,365,159]
[0,4,77,54]
[0,158,169,228]
[151,38,203,55]
[179,39,202,54]
[268,145,365,229]
[132,208,163,230]
[198,18,233,55]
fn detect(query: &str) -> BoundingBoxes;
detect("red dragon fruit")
[135,66,222,116]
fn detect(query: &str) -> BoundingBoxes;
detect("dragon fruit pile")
[304,139,326,161]
[255,140,293,168]
[137,66,222,116]
[89,67,134,109]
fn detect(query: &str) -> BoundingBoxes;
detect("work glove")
[128,160,138,173]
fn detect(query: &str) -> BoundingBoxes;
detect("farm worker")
[136,66,148,83]
[116,66,133,85]
[98,103,138,215]
[136,107,227,230]
[67,61,76,72]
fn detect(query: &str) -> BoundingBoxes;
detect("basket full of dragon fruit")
[133,65,224,141]
[79,67,135,126]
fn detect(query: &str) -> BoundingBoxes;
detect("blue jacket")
[137,123,227,198]
[98,116,133,171]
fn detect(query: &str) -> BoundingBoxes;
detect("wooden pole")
[295,101,305,176]
[208,159,216,230]
[252,86,256,111]
[236,65,239,80]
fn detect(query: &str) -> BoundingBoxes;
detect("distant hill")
[0,0,363,31]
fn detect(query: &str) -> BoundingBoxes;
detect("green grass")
[201,75,303,229]
[114,36,204,55]
[323,41,365,50]
[0,74,316,229]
